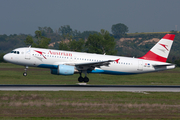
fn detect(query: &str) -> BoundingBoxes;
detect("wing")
[75,58,120,71]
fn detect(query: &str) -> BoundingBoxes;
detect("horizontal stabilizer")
[152,63,175,67]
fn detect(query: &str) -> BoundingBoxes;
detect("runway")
[0,85,180,92]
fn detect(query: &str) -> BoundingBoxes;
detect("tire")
[23,72,27,76]
[78,76,83,82]
[83,77,89,83]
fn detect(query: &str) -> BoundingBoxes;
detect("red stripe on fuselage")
[138,51,167,62]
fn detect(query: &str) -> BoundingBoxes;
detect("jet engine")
[51,64,75,75]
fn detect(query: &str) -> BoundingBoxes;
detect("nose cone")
[3,54,10,62]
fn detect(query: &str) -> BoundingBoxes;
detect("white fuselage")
[3,47,175,75]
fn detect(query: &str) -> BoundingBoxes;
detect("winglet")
[115,58,120,63]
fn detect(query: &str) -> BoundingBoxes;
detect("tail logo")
[138,34,175,62]
[34,50,47,59]
[159,43,169,51]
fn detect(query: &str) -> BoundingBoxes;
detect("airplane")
[3,34,176,83]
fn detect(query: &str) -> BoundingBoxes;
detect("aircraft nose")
[3,54,10,62]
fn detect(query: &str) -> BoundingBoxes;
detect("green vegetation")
[0,63,180,119]
[25,30,51,48]
[0,63,180,85]
[59,29,117,54]
[59,38,85,52]
[85,29,117,55]
[1,23,180,64]
[111,23,129,38]
[0,91,180,119]
[1,23,180,119]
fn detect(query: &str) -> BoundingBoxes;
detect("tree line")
[1,23,180,67]
[25,29,117,55]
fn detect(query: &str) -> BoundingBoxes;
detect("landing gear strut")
[78,71,89,83]
[23,66,28,76]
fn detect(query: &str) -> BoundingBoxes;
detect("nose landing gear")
[23,66,28,76]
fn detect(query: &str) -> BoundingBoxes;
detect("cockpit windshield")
[11,51,20,54]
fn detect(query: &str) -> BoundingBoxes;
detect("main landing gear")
[78,72,89,83]
[23,66,28,76]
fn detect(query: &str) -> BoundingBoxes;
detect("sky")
[0,0,180,35]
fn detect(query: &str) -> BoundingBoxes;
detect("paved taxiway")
[0,85,180,92]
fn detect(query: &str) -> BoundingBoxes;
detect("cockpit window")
[11,51,20,54]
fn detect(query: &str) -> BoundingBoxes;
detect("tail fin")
[139,34,175,62]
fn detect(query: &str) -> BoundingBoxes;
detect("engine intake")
[51,65,75,75]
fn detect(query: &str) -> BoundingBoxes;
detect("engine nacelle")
[51,65,75,75]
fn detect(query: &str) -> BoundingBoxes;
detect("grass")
[0,63,180,119]
[0,91,180,119]
[0,63,180,85]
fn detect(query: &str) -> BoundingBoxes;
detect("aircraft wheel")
[23,72,27,76]
[78,76,83,82]
[83,77,89,83]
